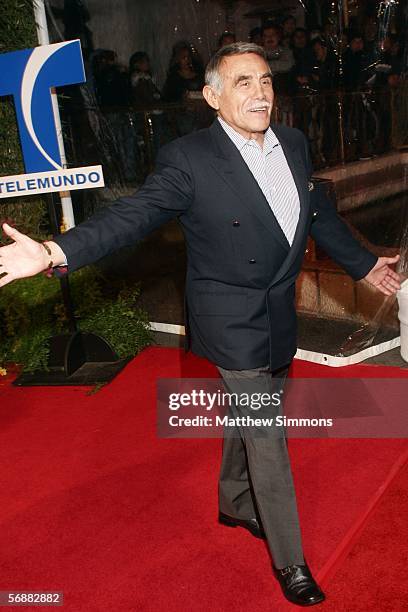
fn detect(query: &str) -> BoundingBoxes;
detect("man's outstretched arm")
[0,141,194,287]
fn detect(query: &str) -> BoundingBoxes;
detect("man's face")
[350,37,363,53]
[203,53,274,142]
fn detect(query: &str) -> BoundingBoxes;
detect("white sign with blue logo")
[0,40,104,199]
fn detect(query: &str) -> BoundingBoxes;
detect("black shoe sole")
[282,593,325,607]
[218,513,266,540]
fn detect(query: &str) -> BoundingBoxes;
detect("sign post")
[33,0,76,230]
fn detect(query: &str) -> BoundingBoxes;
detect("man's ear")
[203,85,220,110]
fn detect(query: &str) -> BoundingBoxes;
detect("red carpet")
[0,347,406,611]
[322,460,408,611]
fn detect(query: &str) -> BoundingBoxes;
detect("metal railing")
[272,83,408,167]
[63,83,408,186]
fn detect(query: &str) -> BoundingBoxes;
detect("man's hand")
[0,223,66,287]
[364,255,402,296]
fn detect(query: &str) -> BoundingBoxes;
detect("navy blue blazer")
[54,120,377,370]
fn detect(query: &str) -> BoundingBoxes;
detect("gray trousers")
[217,364,304,569]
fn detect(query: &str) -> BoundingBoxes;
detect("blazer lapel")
[209,121,290,252]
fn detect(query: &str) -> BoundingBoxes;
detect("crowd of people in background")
[80,11,406,174]
[90,13,405,109]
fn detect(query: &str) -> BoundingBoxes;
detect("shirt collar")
[217,116,279,155]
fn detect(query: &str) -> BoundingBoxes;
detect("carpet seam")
[317,445,408,585]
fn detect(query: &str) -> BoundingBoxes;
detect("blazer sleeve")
[301,134,378,281]
[53,140,194,273]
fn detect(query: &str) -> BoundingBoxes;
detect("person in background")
[362,16,378,67]
[92,49,129,108]
[218,31,236,49]
[342,33,376,160]
[262,23,294,95]
[310,38,339,165]
[290,28,316,150]
[375,34,403,87]
[291,27,315,92]
[281,15,296,48]
[129,51,161,108]
[129,51,163,161]
[92,50,137,181]
[162,41,204,104]
[162,41,204,136]
[373,34,403,153]
[342,33,366,91]
[310,38,338,91]
[386,34,404,77]
[291,28,311,62]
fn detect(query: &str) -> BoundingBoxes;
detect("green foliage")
[80,298,152,359]
[0,100,24,176]
[0,269,153,372]
[0,198,48,241]
[0,1,48,238]
[0,0,37,54]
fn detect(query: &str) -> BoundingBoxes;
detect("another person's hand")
[364,254,402,296]
[0,223,65,287]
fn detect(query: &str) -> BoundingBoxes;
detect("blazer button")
[249,258,256,264]
[232,220,240,227]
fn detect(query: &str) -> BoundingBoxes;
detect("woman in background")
[162,41,204,103]
[162,42,204,136]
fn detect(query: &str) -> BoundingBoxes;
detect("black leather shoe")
[218,512,266,539]
[274,563,325,606]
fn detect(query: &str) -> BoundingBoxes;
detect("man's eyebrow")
[234,74,252,85]
[233,72,273,86]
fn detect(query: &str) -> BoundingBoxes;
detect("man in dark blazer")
[0,43,401,606]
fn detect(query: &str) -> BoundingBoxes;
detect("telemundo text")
[0,166,104,198]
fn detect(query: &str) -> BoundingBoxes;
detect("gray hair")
[205,42,267,94]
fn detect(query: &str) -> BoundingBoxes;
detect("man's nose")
[253,81,265,98]
[254,82,271,100]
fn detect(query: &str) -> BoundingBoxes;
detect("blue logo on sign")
[0,40,85,173]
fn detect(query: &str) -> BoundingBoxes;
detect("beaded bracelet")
[41,242,53,270]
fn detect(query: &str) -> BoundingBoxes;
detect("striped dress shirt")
[218,116,300,245]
